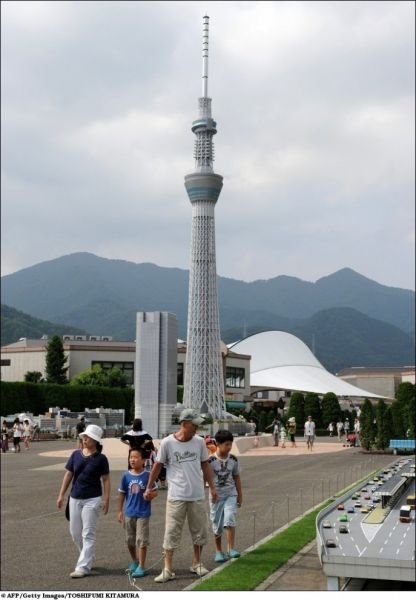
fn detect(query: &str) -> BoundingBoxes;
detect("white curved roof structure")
[229,331,384,398]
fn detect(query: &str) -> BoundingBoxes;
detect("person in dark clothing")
[75,417,86,449]
[57,424,111,578]
[121,418,152,450]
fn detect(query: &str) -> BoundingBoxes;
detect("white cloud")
[1,0,414,290]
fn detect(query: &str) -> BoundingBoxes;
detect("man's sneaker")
[214,551,228,563]
[132,565,146,578]
[127,562,138,573]
[70,570,87,578]
[227,549,241,559]
[154,568,175,583]
[190,563,209,576]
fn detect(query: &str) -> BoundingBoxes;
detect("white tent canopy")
[229,331,386,398]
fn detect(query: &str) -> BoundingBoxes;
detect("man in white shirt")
[144,408,218,583]
[304,416,316,451]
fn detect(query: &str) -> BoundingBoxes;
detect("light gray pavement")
[1,437,394,591]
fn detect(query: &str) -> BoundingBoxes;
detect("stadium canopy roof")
[229,331,386,398]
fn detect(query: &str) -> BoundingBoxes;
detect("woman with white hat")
[57,424,111,578]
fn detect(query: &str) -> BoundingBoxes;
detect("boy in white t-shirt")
[144,408,218,583]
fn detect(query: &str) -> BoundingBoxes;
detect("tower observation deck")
[183,15,226,419]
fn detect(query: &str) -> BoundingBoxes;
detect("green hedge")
[0,381,134,421]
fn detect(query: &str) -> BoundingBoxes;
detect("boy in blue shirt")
[117,448,157,578]
[208,430,243,562]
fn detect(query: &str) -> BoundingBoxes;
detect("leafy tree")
[396,382,415,438]
[390,382,414,438]
[396,381,415,405]
[359,399,375,451]
[407,394,416,438]
[71,365,107,386]
[45,335,68,384]
[106,367,127,388]
[258,410,268,433]
[375,399,391,450]
[24,371,43,383]
[321,392,341,427]
[304,393,322,427]
[288,392,304,425]
[71,365,127,388]
[390,401,405,438]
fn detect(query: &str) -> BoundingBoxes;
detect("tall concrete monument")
[135,311,177,437]
[183,16,226,420]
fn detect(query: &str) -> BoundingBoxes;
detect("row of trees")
[286,391,342,429]
[358,382,415,450]
[24,335,127,388]
[239,384,415,446]
[242,393,342,434]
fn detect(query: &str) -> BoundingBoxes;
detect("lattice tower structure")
[183,15,225,419]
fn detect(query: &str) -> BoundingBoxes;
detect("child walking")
[280,425,287,448]
[12,418,22,453]
[117,448,158,578]
[142,439,167,489]
[208,430,243,563]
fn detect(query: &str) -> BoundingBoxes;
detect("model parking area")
[317,456,416,590]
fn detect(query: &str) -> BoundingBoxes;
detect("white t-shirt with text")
[156,434,209,501]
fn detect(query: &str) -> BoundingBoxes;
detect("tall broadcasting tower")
[183,16,225,420]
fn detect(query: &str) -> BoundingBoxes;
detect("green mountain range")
[1,252,414,373]
[1,304,89,346]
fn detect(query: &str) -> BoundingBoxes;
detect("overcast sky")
[1,0,415,290]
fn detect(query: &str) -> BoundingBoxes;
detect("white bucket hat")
[79,424,103,443]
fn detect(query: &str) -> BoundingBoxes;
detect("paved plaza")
[1,438,394,591]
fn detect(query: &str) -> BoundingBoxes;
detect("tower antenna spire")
[183,16,225,420]
[202,15,209,98]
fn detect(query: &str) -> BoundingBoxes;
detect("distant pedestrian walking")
[280,426,287,448]
[304,416,316,451]
[22,419,33,450]
[2,420,9,453]
[12,419,22,453]
[327,422,334,437]
[344,419,350,437]
[287,417,297,447]
[336,420,344,441]
[121,419,153,451]
[266,418,281,447]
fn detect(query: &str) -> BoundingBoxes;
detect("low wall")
[232,433,274,455]
[101,434,275,458]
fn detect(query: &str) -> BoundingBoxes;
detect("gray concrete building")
[134,311,177,437]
